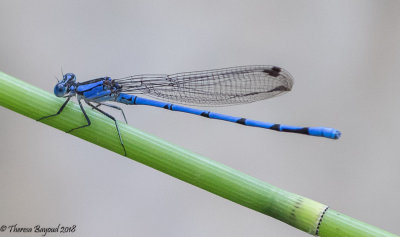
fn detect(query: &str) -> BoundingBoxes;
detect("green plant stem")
[0,71,397,237]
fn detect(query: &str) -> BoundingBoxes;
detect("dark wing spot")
[263,69,280,77]
[272,66,281,72]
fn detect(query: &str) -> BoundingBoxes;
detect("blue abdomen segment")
[116,94,341,139]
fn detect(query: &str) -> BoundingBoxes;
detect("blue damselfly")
[38,65,341,155]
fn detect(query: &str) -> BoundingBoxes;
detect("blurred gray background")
[0,0,399,236]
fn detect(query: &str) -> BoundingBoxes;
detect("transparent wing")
[113,65,294,106]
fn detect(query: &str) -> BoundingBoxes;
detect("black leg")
[37,97,71,121]
[67,99,91,133]
[86,101,126,156]
[93,102,128,124]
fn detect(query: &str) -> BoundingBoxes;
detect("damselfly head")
[53,73,76,97]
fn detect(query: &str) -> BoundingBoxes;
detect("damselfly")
[38,65,341,155]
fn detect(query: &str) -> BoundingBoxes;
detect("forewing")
[114,65,294,106]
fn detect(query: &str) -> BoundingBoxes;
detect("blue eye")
[54,84,66,97]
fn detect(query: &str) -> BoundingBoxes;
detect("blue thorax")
[53,74,121,102]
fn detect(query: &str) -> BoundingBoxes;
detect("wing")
[113,65,294,106]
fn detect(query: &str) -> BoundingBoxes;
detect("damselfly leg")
[67,98,91,133]
[93,103,128,124]
[37,97,71,121]
[86,101,127,156]
[38,96,91,133]
[38,97,93,136]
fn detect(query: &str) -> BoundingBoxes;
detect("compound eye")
[54,84,66,97]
